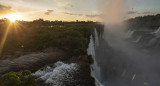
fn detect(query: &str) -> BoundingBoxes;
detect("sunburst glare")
[1,13,25,22]
[0,20,24,55]
[0,23,11,55]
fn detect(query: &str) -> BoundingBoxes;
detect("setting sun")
[2,13,25,22]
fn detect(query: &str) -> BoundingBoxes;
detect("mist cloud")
[99,0,127,24]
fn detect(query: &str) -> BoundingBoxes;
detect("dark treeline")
[126,14,160,30]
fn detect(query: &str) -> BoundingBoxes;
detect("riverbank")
[0,47,96,86]
[0,48,68,76]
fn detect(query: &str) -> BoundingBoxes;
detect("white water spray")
[33,61,78,86]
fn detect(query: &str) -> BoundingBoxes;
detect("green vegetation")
[0,19,101,56]
[87,55,94,64]
[0,19,102,85]
[0,70,37,86]
[126,14,160,29]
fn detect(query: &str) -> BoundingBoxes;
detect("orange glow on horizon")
[1,13,25,22]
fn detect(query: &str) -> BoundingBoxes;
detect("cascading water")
[147,27,160,47]
[92,25,160,86]
[133,35,142,43]
[94,28,100,47]
[154,27,160,37]
[125,30,134,38]
[98,0,160,85]
[148,37,157,47]
[33,61,79,86]
[87,28,103,86]
[124,27,160,48]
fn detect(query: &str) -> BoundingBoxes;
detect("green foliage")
[0,70,37,86]
[0,21,97,56]
[88,55,94,64]
[0,72,20,86]
[126,14,160,29]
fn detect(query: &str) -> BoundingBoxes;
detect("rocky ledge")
[0,48,95,86]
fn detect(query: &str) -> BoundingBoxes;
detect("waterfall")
[148,38,157,47]
[154,27,160,37]
[33,61,79,86]
[94,28,100,47]
[125,30,134,38]
[87,35,101,80]
[87,35,96,57]
[148,27,160,47]
[133,35,142,43]
[91,67,103,86]
[87,28,103,86]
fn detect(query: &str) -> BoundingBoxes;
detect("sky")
[0,0,160,21]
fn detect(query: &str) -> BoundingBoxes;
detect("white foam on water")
[33,61,79,86]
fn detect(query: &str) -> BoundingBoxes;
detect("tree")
[0,70,37,86]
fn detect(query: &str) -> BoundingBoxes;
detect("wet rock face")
[34,57,95,86]
[0,48,68,75]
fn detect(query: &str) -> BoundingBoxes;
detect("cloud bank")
[64,12,100,18]
[0,4,14,16]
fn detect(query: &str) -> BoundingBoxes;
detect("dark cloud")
[45,10,54,15]
[64,12,100,18]
[143,11,153,14]
[64,12,83,16]
[0,4,14,16]
[85,14,100,18]
[127,11,154,15]
[64,3,74,10]
[128,11,137,14]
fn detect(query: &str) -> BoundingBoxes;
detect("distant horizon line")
[1,13,160,22]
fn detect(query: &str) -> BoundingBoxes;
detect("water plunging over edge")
[87,28,103,86]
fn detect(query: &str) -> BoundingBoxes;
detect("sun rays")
[0,22,11,55]
[0,13,27,55]
[0,20,24,56]
[1,13,25,22]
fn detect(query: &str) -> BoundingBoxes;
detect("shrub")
[88,55,94,64]
[0,70,37,86]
